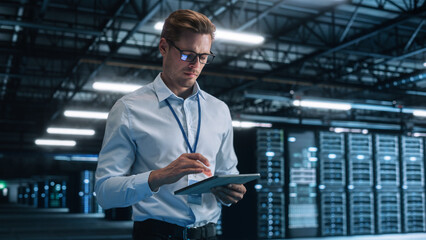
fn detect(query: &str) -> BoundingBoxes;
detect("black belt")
[133,219,217,240]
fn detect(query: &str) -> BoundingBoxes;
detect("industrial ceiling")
[0,0,425,178]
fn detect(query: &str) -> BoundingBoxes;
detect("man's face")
[160,31,212,94]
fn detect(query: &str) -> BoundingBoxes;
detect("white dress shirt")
[95,73,239,227]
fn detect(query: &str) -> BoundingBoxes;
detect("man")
[95,9,246,240]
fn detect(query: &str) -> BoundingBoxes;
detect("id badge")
[187,179,202,205]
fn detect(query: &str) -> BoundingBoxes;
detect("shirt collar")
[153,73,205,102]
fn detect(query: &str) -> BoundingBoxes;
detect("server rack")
[287,131,318,237]
[257,191,285,239]
[375,135,400,187]
[347,133,375,235]
[256,129,285,239]
[319,132,347,236]
[402,191,426,232]
[80,170,99,213]
[348,191,375,235]
[376,191,401,233]
[375,134,401,234]
[401,136,425,232]
[401,136,424,188]
[320,191,347,236]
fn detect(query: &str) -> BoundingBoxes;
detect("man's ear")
[159,38,168,57]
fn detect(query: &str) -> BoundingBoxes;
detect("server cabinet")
[320,191,347,236]
[319,132,345,186]
[348,191,375,235]
[375,135,399,187]
[258,191,285,239]
[257,129,284,187]
[347,134,373,186]
[79,170,99,213]
[287,131,318,237]
[402,191,426,232]
[318,132,346,236]
[401,136,424,188]
[256,129,285,239]
[37,181,49,208]
[376,191,401,233]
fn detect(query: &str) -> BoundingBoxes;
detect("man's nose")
[188,56,202,68]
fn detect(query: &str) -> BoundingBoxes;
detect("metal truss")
[0,0,425,158]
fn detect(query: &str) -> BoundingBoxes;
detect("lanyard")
[165,95,201,153]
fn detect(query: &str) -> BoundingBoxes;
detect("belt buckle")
[183,227,188,240]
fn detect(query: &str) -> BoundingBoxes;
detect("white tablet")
[174,173,261,195]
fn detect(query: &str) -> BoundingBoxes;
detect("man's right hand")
[148,153,211,192]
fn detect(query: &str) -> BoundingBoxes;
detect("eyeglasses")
[167,40,215,64]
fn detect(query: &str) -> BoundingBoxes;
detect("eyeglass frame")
[166,40,215,64]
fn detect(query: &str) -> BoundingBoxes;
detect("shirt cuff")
[134,171,159,199]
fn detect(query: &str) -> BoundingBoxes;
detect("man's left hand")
[211,184,246,205]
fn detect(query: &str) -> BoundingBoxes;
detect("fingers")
[185,153,210,167]
[211,184,246,204]
[182,153,211,177]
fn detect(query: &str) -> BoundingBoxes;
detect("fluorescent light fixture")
[357,155,365,160]
[215,29,264,44]
[47,127,95,136]
[384,156,392,161]
[154,22,164,30]
[413,132,426,137]
[293,100,351,110]
[328,153,337,159]
[54,154,98,162]
[423,62,426,67]
[93,82,142,93]
[35,139,76,147]
[64,110,108,119]
[154,22,264,45]
[413,110,426,117]
[288,137,296,142]
[329,127,367,134]
[351,103,400,113]
[232,120,272,128]
[410,157,417,161]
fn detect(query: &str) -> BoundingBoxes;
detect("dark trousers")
[133,219,218,240]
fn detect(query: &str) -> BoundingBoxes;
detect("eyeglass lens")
[180,52,214,64]
[168,40,214,64]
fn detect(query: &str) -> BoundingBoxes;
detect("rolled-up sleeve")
[95,99,154,209]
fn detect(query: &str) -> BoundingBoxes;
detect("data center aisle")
[0,203,133,240]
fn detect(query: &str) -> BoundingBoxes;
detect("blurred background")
[0,0,425,239]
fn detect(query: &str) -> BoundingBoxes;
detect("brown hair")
[161,9,216,42]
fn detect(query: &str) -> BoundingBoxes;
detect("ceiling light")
[93,82,142,93]
[154,22,164,30]
[35,139,76,147]
[413,110,426,117]
[293,100,351,110]
[47,127,95,136]
[154,22,264,45]
[54,154,98,162]
[215,29,264,44]
[64,110,108,119]
[423,62,426,67]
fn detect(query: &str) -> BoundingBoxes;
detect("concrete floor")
[0,204,133,240]
[2,203,426,240]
